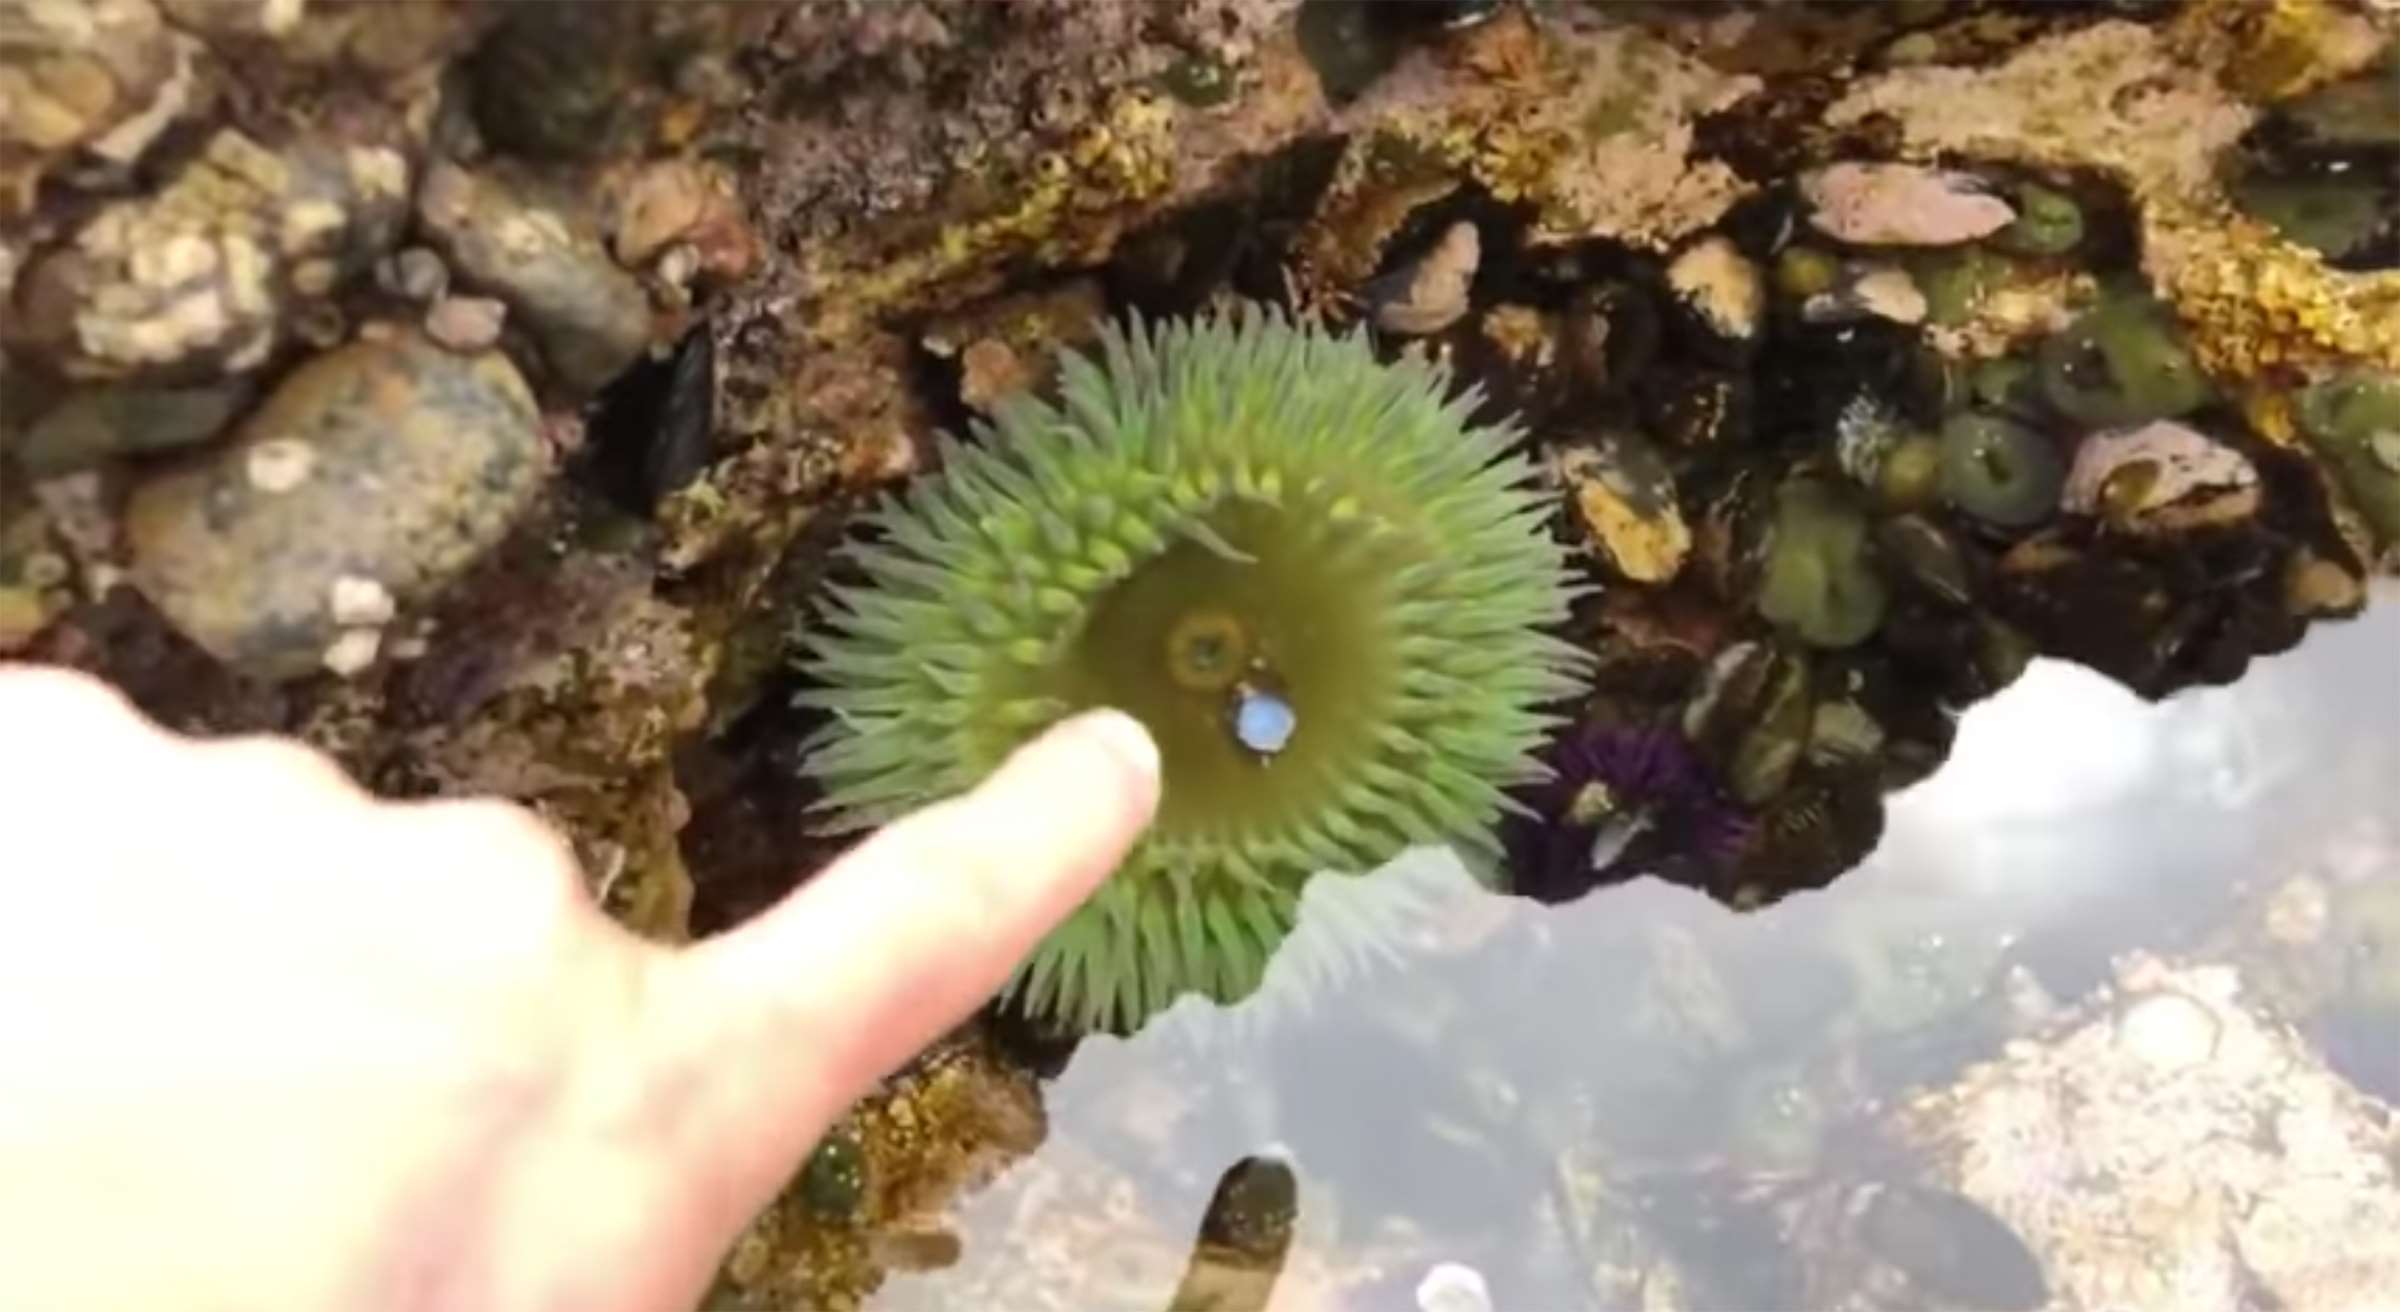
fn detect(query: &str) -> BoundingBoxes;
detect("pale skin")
[0,664,1161,1312]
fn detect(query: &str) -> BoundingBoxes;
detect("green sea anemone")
[1937,412,2064,528]
[797,308,1582,1032]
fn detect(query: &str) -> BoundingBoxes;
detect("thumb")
[647,709,1158,1163]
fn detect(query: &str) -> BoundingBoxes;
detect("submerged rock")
[125,330,547,678]
[1894,955,2400,1312]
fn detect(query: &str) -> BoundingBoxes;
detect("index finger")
[647,709,1157,1156]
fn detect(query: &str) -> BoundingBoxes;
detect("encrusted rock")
[125,330,547,678]
[416,161,655,395]
[1895,955,2400,1312]
[6,127,411,379]
[1800,162,2017,246]
[0,0,192,214]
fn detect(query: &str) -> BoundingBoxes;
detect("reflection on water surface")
[872,590,2399,1312]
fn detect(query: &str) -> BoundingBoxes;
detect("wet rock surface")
[125,330,546,678]
[0,1,2396,1304]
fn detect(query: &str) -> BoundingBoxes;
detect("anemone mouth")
[800,307,1583,1032]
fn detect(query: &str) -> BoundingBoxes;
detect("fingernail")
[1074,708,1160,785]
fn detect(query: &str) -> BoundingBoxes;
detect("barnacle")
[798,308,1582,1032]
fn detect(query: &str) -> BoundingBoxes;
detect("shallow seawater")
[870,586,2399,1311]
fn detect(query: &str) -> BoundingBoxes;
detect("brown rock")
[417,162,655,394]
[126,331,548,678]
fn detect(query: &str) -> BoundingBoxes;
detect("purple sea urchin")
[1502,722,1751,905]
[799,308,1583,1032]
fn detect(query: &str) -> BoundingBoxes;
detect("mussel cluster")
[1332,160,2373,911]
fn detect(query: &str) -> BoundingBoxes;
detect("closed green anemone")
[798,309,1582,1032]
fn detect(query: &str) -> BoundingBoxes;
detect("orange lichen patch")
[2156,211,2400,377]
[1337,8,1759,250]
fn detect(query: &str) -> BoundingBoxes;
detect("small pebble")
[425,296,508,352]
[328,575,396,627]
[246,438,315,492]
[321,627,383,678]
[1367,221,1479,336]
[379,247,450,302]
[1417,1262,1493,1312]
[958,338,1032,413]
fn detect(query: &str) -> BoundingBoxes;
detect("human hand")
[0,664,1158,1312]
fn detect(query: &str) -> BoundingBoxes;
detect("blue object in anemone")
[1501,723,1753,904]
[1229,682,1298,758]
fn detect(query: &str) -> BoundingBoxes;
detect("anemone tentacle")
[800,306,1583,1032]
